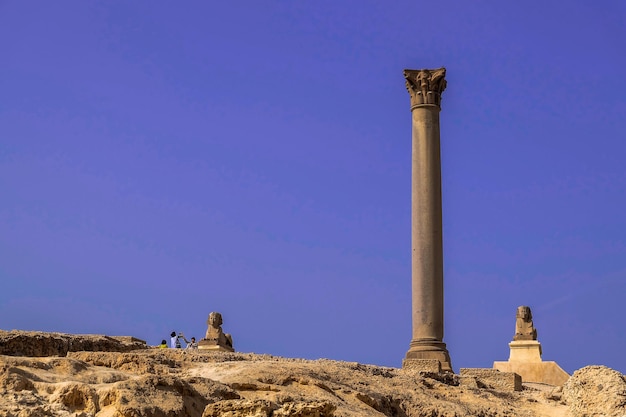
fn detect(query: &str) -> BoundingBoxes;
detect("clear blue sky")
[1,1,625,374]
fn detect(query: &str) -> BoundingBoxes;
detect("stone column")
[403,68,452,372]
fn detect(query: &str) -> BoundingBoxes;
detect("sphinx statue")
[198,312,234,352]
[494,304,569,386]
[513,305,537,341]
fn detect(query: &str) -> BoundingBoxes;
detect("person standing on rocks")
[170,331,182,348]
[185,337,198,350]
[177,333,196,349]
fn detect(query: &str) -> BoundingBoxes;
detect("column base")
[405,339,452,372]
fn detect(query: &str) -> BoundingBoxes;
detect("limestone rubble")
[563,365,626,417]
[0,330,624,417]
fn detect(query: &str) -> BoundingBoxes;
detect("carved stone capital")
[404,68,447,109]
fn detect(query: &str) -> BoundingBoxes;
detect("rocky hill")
[0,330,624,417]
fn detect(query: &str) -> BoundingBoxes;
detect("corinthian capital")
[404,68,447,108]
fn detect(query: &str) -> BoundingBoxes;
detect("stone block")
[110,336,147,345]
[402,358,441,374]
[460,368,522,392]
[458,375,479,389]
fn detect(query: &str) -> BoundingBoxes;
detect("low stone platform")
[493,340,569,386]
[460,368,522,392]
[493,360,569,386]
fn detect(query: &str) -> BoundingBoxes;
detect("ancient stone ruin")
[402,67,452,372]
[198,311,234,352]
[493,305,569,385]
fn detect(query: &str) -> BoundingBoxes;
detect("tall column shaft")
[411,106,444,341]
[403,68,452,372]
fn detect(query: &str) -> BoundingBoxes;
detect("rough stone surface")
[459,368,522,392]
[0,330,622,417]
[562,365,626,417]
[0,330,147,357]
[459,375,480,389]
[402,358,441,374]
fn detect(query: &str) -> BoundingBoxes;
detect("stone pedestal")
[197,339,234,352]
[508,340,542,362]
[494,340,569,385]
[402,68,452,372]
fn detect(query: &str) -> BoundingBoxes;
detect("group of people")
[157,331,198,349]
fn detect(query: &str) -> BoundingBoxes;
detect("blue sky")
[1,1,625,374]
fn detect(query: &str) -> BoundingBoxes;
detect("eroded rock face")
[0,349,572,417]
[0,330,146,357]
[563,365,626,417]
[0,331,622,417]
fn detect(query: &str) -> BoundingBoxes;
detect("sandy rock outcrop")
[0,330,146,357]
[0,330,623,417]
[563,365,626,417]
[1,349,571,417]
